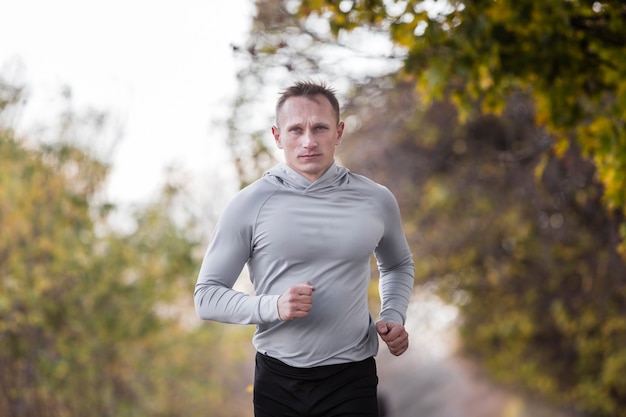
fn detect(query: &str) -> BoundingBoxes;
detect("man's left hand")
[376,321,409,356]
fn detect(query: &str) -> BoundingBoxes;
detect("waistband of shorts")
[256,352,375,379]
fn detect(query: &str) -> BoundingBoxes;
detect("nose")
[303,129,317,149]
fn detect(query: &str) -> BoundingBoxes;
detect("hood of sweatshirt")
[263,162,350,193]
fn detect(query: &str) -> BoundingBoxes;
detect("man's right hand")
[277,281,315,321]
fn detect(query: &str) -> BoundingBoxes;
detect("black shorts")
[253,353,380,417]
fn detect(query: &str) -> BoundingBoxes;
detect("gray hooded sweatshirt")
[194,162,414,367]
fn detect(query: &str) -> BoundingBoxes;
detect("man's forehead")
[283,118,331,127]
[277,95,336,124]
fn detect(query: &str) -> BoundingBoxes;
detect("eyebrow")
[288,121,330,129]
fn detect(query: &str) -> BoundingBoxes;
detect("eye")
[314,125,329,131]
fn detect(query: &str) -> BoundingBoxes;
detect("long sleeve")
[193,185,281,325]
[375,187,415,325]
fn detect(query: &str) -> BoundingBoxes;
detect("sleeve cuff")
[258,294,282,323]
[379,308,405,325]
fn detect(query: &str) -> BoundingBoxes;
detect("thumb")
[376,321,389,335]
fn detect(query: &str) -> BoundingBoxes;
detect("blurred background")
[1,1,625,416]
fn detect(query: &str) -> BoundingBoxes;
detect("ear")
[272,126,283,149]
[335,121,345,146]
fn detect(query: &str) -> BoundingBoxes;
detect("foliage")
[339,78,626,417]
[224,1,626,415]
[0,82,253,417]
[296,0,626,256]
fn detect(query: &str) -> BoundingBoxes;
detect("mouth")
[299,153,321,159]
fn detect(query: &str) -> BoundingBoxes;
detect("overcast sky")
[0,0,253,206]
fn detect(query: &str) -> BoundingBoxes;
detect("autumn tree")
[297,0,626,256]
[0,80,253,417]
[339,78,626,417]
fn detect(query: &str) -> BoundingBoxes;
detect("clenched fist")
[277,281,316,321]
[376,321,409,356]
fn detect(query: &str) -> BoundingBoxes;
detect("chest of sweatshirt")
[251,186,385,267]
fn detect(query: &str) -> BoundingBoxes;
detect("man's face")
[272,94,344,182]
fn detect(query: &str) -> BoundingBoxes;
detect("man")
[194,80,414,417]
